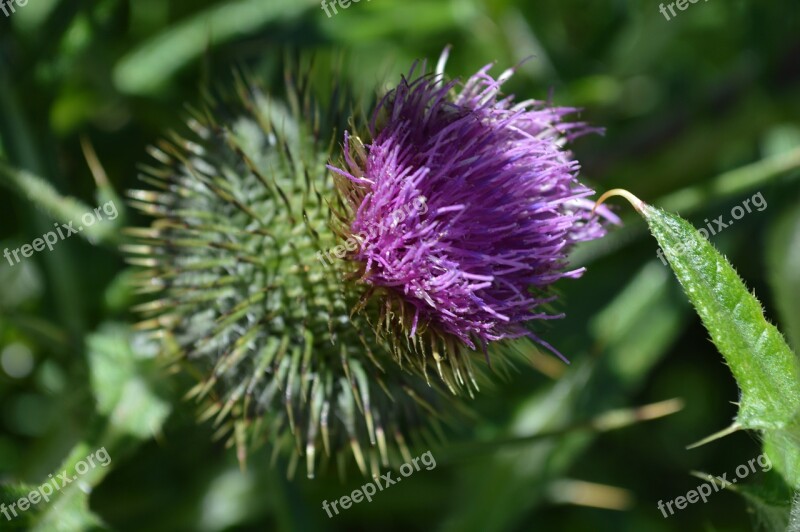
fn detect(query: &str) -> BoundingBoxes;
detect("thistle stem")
[592,188,646,215]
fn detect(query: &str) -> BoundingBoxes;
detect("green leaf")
[28,443,110,532]
[701,471,794,532]
[763,429,800,490]
[0,163,120,244]
[0,444,110,531]
[599,190,800,433]
[113,0,318,95]
[87,323,171,440]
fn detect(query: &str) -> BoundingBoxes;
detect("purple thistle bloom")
[330,49,619,360]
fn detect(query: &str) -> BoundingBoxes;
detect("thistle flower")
[126,52,615,478]
[125,69,450,478]
[332,49,618,369]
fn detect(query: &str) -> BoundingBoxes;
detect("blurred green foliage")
[1,0,799,530]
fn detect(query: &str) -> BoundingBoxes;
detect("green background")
[1,0,799,530]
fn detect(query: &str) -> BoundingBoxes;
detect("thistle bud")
[127,70,447,478]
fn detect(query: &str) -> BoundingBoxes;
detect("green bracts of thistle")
[125,72,449,478]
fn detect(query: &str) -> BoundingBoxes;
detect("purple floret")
[330,50,619,359]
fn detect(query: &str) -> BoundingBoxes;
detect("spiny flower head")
[125,67,451,478]
[332,49,619,358]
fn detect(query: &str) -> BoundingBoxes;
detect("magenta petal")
[333,52,613,350]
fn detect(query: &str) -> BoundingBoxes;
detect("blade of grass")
[113,0,318,95]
